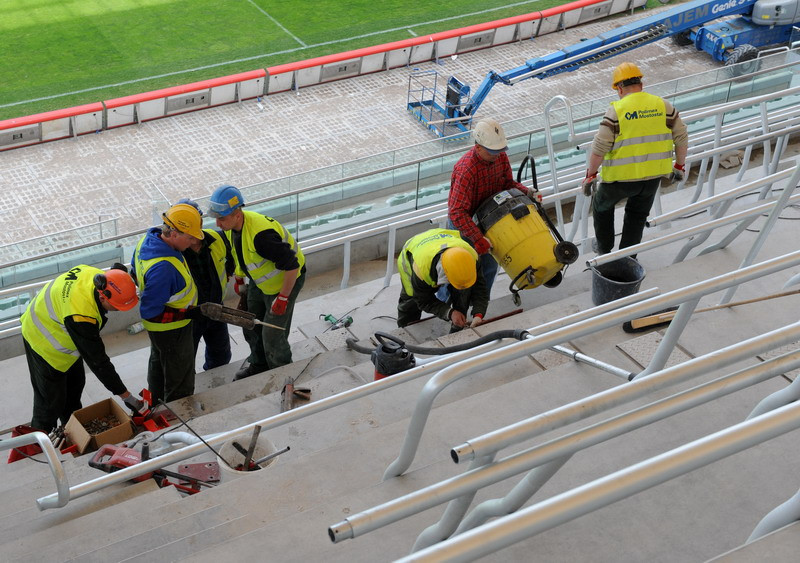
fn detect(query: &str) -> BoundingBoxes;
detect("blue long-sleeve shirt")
[130,228,190,319]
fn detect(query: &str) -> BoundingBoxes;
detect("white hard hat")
[473,119,508,153]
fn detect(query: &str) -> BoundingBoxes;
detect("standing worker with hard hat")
[207,185,306,380]
[448,118,539,294]
[175,199,235,371]
[131,202,202,403]
[396,228,488,331]
[582,62,689,255]
[21,263,144,433]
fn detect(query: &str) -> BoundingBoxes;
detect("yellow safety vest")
[21,265,104,372]
[204,229,230,296]
[601,92,674,182]
[226,210,305,295]
[397,229,478,296]
[133,236,197,332]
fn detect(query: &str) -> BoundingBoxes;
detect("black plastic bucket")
[591,257,646,306]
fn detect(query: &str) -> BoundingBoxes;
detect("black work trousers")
[191,316,232,371]
[592,178,660,254]
[147,323,195,404]
[24,338,85,433]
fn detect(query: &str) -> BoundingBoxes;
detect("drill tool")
[200,302,285,331]
[320,313,353,330]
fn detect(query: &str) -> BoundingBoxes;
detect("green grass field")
[0,0,657,121]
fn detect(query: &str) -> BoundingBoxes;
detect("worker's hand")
[526,187,542,203]
[669,163,685,183]
[449,309,467,328]
[123,395,145,415]
[582,171,598,197]
[271,294,290,316]
[233,276,246,296]
[469,314,484,328]
[473,236,492,255]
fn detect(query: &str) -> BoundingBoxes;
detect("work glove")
[469,314,484,328]
[473,236,492,255]
[233,276,246,296]
[449,309,467,328]
[526,187,542,203]
[123,395,145,415]
[582,171,598,197]
[669,163,686,183]
[271,294,290,316]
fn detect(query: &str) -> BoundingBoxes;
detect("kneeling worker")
[397,229,489,331]
[21,264,144,433]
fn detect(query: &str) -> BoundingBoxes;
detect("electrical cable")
[346,329,528,356]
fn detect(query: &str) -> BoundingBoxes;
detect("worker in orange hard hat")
[130,202,203,403]
[21,263,144,433]
[582,62,689,256]
[396,229,488,332]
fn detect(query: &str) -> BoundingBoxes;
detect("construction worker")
[176,199,235,371]
[448,118,539,293]
[397,228,488,331]
[582,62,689,255]
[207,185,306,380]
[21,264,143,433]
[131,203,202,403]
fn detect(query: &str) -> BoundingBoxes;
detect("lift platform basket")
[475,189,578,304]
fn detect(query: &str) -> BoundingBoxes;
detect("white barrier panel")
[435,37,460,58]
[580,0,614,23]
[493,24,518,46]
[518,19,541,40]
[321,58,362,83]
[562,7,584,28]
[73,111,103,134]
[386,47,412,69]
[0,124,41,149]
[410,42,435,64]
[166,89,211,115]
[41,119,70,142]
[106,105,136,128]
[139,98,165,121]
[268,71,294,94]
[238,77,266,99]
[209,83,237,105]
[361,52,386,74]
[457,29,497,53]
[538,14,563,36]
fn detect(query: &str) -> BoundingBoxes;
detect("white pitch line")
[246,0,307,47]
[408,29,418,37]
[1,0,542,109]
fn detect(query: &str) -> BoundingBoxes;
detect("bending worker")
[177,199,235,371]
[21,264,143,433]
[397,228,488,332]
[449,118,539,292]
[207,185,306,380]
[131,202,202,404]
[582,62,688,255]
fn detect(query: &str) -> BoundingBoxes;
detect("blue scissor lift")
[407,70,473,139]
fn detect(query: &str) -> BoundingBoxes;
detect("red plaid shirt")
[448,146,525,243]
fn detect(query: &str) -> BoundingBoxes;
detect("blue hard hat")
[175,198,203,216]
[208,185,244,218]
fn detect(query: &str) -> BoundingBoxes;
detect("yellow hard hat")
[612,62,643,89]
[441,247,477,290]
[162,203,204,240]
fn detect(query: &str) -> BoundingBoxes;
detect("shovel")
[200,302,285,331]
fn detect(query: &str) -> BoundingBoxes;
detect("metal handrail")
[382,250,800,480]
[399,401,800,562]
[0,431,70,509]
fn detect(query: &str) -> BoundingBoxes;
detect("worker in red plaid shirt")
[448,119,539,292]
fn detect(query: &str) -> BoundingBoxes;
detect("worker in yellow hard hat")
[396,229,488,332]
[130,202,203,403]
[21,264,144,433]
[582,61,689,255]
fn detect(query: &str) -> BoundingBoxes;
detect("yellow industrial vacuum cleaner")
[474,156,579,305]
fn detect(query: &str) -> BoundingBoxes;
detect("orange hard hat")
[96,269,139,311]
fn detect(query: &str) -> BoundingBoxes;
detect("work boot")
[591,238,609,255]
[234,363,267,381]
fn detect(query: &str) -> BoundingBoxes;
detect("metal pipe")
[549,344,633,380]
[399,401,800,563]
[383,251,800,478]
[329,338,800,544]
[747,371,800,420]
[747,485,800,543]
[0,431,69,510]
[632,297,701,380]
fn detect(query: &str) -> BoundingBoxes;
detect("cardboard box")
[64,398,134,454]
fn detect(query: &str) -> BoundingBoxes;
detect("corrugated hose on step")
[346,329,528,356]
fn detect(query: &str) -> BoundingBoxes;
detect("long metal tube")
[383,251,800,479]
[549,344,633,380]
[632,296,701,380]
[328,337,800,544]
[747,485,800,543]
[452,319,800,464]
[399,401,800,563]
[0,431,69,510]
[747,371,800,420]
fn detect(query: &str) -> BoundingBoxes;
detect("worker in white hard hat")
[582,62,689,255]
[130,202,203,403]
[396,228,488,332]
[447,118,539,296]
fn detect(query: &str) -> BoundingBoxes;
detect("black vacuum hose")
[346,329,528,356]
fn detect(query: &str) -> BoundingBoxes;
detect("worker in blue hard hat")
[582,62,689,255]
[130,202,203,403]
[397,228,488,332]
[207,185,306,380]
[175,199,235,371]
